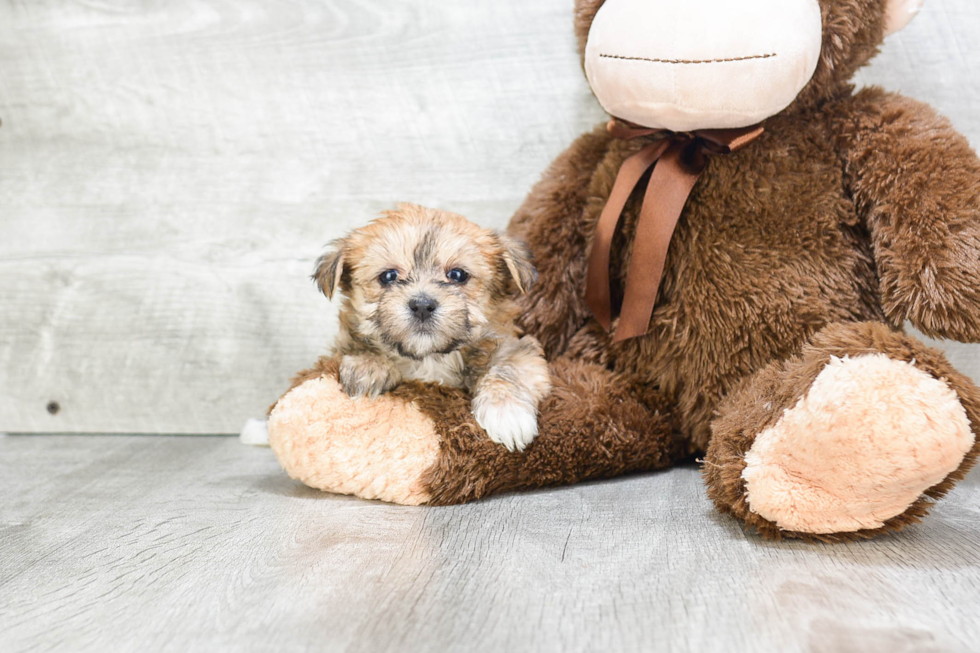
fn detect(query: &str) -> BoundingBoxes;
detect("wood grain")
[2,435,979,652]
[0,0,978,433]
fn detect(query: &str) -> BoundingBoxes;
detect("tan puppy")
[313,204,551,452]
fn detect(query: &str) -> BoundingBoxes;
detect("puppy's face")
[315,204,536,359]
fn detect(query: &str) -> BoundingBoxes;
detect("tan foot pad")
[742,354,974,534]
[268,376,440,505]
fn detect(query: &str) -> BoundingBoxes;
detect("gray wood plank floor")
[3,435,980,653]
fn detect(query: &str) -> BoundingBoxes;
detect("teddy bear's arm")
[508,125,614,358]
[833,87,980,342]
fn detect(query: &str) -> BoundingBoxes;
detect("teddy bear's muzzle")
[583,0,822,132]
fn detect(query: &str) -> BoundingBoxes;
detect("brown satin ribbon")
[585,119,765,342]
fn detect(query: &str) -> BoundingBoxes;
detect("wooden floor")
[3,435,980,652]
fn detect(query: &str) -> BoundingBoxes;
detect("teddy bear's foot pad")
[269,374,440,505]
[741,353,973,534]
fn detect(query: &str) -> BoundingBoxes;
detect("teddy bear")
[268,0,980,542]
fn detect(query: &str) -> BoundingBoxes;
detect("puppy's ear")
[497,233,538,294]
[312,239,347,299]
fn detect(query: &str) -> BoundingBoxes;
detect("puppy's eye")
[446,268,469,284]
[379,269,399,285]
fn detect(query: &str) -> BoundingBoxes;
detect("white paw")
[474,401,539,452]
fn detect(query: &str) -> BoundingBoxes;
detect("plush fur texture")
[268,0,980,541]
[704,322,980,542]
[741,352,973,534]
[271,356,679,506]
[268,359,439,505]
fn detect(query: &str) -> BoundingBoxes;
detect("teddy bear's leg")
[703,321,980,541]
[268,357,677,506]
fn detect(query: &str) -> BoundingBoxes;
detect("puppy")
[313,203,551,452]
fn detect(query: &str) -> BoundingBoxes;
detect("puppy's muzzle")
[408,294,438,323]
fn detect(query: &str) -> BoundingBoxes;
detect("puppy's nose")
[408,295,438,322]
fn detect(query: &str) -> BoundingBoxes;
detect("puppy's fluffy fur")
[314,204,551,451]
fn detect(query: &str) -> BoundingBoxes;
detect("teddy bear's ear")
[574,0,606,54]
[312,239,347,299]
[497,233,538,295]
[884,0,924,36]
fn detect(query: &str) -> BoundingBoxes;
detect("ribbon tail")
[695,124,766,153]
[585,140,670,331]
[613,143,705,342]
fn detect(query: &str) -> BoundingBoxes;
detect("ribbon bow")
[585,119,765,342]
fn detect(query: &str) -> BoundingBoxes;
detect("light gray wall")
[1,0,978,434]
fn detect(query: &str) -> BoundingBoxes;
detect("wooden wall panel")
[1,0,978,433]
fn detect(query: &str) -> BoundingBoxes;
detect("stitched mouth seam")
[600,53,777,65]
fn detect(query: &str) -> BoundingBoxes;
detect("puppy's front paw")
[339,354,399,398]
[473,399,539,452]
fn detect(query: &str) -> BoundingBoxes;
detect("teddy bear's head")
[574,0,924,132]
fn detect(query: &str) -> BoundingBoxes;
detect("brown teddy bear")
[268,0,980,542]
